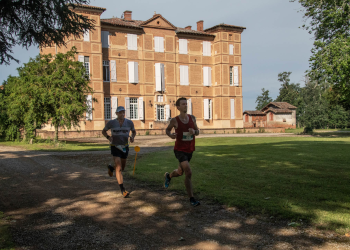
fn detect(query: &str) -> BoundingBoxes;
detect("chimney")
[124,10,132,20]
[197,20,203,31]
[185,26,192,30]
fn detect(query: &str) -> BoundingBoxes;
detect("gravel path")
[1,136,350,249]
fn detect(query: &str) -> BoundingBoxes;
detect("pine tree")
[255,88,272,110]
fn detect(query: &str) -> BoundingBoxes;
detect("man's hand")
[169,133,177,139]
[188,128,195,135]
[108,137,113,143]
[130,137,134,143]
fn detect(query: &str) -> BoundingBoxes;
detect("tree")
[275,72,302,107]
[1,47,95,141]
[0,0,95,65]
[291,0,350,109]
[255,88,272,110]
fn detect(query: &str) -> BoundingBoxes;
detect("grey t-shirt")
[104,118,135,146]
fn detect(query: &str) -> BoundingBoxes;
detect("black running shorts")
[111,146,129,159]
[174,150,193,163]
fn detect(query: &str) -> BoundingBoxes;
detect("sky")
[0,0,314,111]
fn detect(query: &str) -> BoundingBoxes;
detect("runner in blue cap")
[102,106,136,198]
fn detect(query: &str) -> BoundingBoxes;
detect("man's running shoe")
[164,172,171,188]
[122,190,130,198]
[107,164,114,177]
[190,198,200,207]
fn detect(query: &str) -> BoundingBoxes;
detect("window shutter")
[111,96,118,119]
[78,55,84,63]
[165,104,170,120]
[127,34,133,50]
[161,63,165,91]
[125,97,130,119]
[154,37,159,52]
[132,34,137,50]
[202,41,206,56]
[138,97,144,120]
[179,39,187,54]
[229,44,234,55]
[128,62,134,83]
[185,66,189,85]
[187,98,192,115]
[86,95,92,120]
[84,30,89,41]
[110,60,116,82]
[134,62,138,83]
[208,67,212,86]
[207,42,211,56]
[155,63,162,91]
[160,37,164,52]
[209,100,213,119]
[204,99,209,119]
[203,67,209,86]
[180,66,184,85]
[234,66,239,86]
[230,99,235,119]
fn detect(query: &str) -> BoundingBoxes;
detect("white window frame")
[104,97,111,120]
[154,36,164,52]
[127,34,138,50]
[157,105,166,121]
[103,61,110,82]
[179,39,188,54]
[157,95,163,102]
[203,41,211,56]
[204,99,212,120]
[101,31,109,48]
[129,97,138,120]
[229,44,234,55]
[84,56,90,78]
[230,66,233,86]
[180,65,189,85]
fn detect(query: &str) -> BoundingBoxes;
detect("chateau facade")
[41,5,246,133]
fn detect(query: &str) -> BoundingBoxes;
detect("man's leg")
[121,158,127,171]
[179,161,193,198]
[114,156,129,197]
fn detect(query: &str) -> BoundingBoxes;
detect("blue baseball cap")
[116,106,125,112]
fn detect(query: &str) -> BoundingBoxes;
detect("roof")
[262,102,297,110]
[205,24,246,32]
[265,108,293,114]
[140,14,177,30]
[243,110,265,115]
[70,4,106,11]
[176,27,215,37]
[101,18,144,29]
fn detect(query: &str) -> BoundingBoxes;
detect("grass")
[286,128,350,134]
[129,137,350,233]
[0,138,110,151]
[0,212,14,250]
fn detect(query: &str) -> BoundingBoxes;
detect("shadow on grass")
[1,147,348,249]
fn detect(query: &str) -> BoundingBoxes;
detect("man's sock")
[119,183,125,193]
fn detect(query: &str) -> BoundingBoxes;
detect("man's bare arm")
[166,118,177,139]
[191,115,200,136]
[102,129,112,142]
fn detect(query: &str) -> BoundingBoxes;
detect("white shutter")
[128,62,134,83]
[86,95,92,120]
[203,41,206,56]
[204,99,209,119]
[78,55,84,63]
[132,34,137,50]
[125,97,130,119]
[230,99,235,119]
[203,67,209,86]
[180,66,184,85]
[102,31,109,48]
[154,37,159,52]
[155,63,162,91]
[209,99,213,119]
[84,30,89,41]
[203,41,211,56]
[234,66,239,86]
[208,67,212,86]
[165,104,170,120]
[179,39,187,54]
[134,62,139,83]
[185,66,189,85]
[160,37,164,52]
[138,97,144,120]
[229,44,234,55]
[161,63,165,91]
[111,96,118,119]
[187,98,192,115]
[207,42,211,56]
[127,34,133,50]
[110,60,116,82]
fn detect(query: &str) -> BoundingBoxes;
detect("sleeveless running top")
[174,115,195,153]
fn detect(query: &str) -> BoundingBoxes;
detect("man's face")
[117,110,125,119]
[177,100,187,113]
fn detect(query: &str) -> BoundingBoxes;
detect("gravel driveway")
[0,135,349,249]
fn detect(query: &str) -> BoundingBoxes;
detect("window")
[86,95,92,120]
[157,105,165,121]
[229,44,234,55]
[110,60,116,82]
[230,66,233,86]
[180,65,189,85]
[129,98,138,120]
[84,56,90,77]
[208,99,212,119]
[204,99,212,120]
[103,61,110,82]
[155,63,165,91]
[84,30,89,41]
[179,39,187,54]
[127,34,137,50]
[157,95,163,102]
[203,67,212,86]
[203,41,211,56]
[230,66,239,86]
[101,31,109,48]
[128,62,139,83]
[154,36,164,52]
[104,97,111,120]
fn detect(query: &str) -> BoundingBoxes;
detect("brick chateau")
[40,4,246,134]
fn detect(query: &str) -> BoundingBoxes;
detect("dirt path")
[1,138,349,249]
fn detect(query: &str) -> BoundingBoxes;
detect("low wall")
[36,127,286,139]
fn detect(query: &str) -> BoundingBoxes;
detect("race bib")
[182,132,193,141]
[115,145,127,153]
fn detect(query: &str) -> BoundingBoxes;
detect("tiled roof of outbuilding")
[205,23,246,32]
[263,102,297,110]
[266,108,293,114]
[243,110,265,115]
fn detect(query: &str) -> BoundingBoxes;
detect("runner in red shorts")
[164,97,200,206]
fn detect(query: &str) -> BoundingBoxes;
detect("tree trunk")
[22,128,26,142]
[54,125,59,142]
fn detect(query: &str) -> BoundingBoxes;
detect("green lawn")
[286,128,350,134]
[129,137,350,233]
[0,212,14,250]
